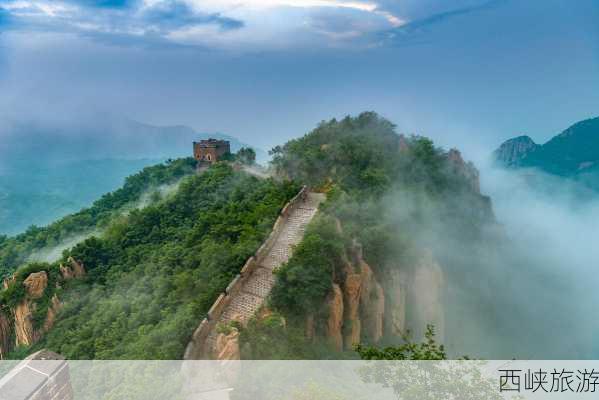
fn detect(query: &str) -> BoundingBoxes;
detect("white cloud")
[184,0,378,12]
[1,0,75,17]
[2,0,407,50]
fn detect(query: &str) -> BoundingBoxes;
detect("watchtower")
[193,139,231,164]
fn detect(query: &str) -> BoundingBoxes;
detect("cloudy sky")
[1,0,598,158]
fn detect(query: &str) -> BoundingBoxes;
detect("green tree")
[236,147,257,165]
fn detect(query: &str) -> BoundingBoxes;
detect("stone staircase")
[184,190,325,359]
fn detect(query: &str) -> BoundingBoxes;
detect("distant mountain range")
[0,115,262,235]
[493,117,599,190]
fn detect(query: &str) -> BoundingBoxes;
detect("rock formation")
[326,284,344,351]
[23,271,48,299]
[358,258,385,343]
[408,251,445,342]
[0,312,12,359]
[319,221,446,352]
[383,268,407,337]
[447,148,481,193]
[492,135,539,166]
[342,273,361,349]
[215,330,240,361]
[0,259,83,358]
[60,257,86,280]
[14,301,35,347]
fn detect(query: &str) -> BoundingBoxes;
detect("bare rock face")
[0,312,12,359]
[326,284,344,352]
[69,257,86,278]
[61,258,86,280]
[383,268,407,337]
[23,272,48,299]
[409,251,445,342]
[493,135,539,166]
[447,148,481,193]
[2,276,15,290]
[215,330,240,360]
[59,264,74,280]
[358,260,385,343]
[43,295,62,333]
[14,301,35,347]
[342,274,361,350]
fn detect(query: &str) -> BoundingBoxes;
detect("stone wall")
[184,186,310,359]
[0,350,73,400]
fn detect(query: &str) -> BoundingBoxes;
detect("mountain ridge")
[493,116,599,185]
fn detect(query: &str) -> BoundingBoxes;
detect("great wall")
[184,185,325,359]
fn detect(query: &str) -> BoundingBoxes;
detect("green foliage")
[354,325,446,360]
[264,112,496,358]
[270,112,469,198]
[354,328,513,400]
[0,158,197,278]
[236,147,257,165]
[25,163,299,359]
[270,215,345,317]
[240,311,341,360]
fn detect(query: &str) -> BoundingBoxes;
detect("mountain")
[493,135,540,166]
[493,117,599,186]
[0,112,498,360]
[0,115,264,235]
[0,161,298,359]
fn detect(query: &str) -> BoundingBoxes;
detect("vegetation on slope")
[0,158,197,278]
[241,112,497,358]
[4,162,298,359]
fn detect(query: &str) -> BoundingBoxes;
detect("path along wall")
[183,186,309,359]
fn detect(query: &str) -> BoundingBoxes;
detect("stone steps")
[203,192,324,358]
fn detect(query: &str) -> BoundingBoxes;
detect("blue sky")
[0,0,598,159]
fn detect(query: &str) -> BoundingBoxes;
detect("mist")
[404,159,599,359]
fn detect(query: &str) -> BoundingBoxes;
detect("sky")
[0,0,598,160]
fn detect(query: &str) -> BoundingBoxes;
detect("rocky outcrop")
[383,268,407,337]
[14,270,59,347]
[0,259,82,358]
[23,271,48,299]
[358,258,385,343]
[326,284,344,351]
[2,276,15,290]
[342,273,361,349]
[493,135,539,166]
[60,257,86,280]
[15,301,35,347]
[320,222,446,351]
[43,295,62,333]
[0,312,12,359]
[215,330,240,361]
[447,148,481,193]
[408,251,445,342]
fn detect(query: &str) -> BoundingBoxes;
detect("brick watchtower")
[193,139,231,164]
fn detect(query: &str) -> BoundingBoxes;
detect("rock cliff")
[492,135,539,166]
[447,148,482,193]
[0,258,84,358]
[320,222,446,350]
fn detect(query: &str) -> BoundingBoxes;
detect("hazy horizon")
[1,0,598,163]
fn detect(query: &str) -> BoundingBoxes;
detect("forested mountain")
[493,117,599,191]
[0,112,502,360]
[0,160,297,359]
[0,115,262,236]
[240,112,500,359]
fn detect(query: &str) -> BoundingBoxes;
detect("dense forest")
[0,112,498,360]
[0,158,197,278]
[2,162,298,359]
